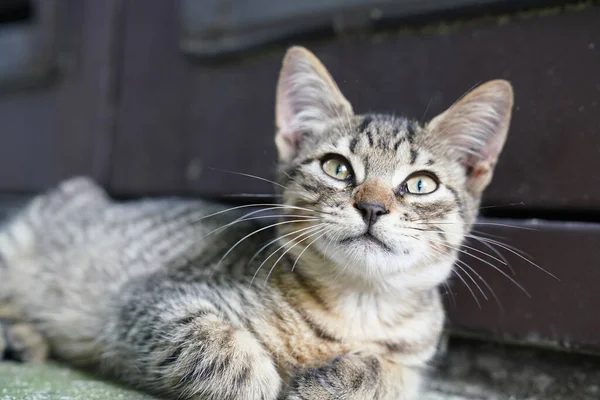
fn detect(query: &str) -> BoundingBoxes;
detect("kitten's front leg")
[108,306,283,400]
[285,352,419,400]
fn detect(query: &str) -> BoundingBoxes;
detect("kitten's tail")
[0,177,107,270]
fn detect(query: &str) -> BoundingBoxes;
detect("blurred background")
[0,0,599,369]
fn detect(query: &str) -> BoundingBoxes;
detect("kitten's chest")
[321,296,444,365]
[255,291,444,374]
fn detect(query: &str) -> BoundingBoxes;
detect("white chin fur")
[313,233,453,290]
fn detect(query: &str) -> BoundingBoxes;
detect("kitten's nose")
[355,202,388,227]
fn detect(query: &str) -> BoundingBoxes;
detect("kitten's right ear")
[275,47,353,163]
[428,80,514,194]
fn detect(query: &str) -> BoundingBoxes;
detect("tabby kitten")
[0,47,513,399]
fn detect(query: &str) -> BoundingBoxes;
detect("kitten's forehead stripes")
[349,136,359,153]
[393,137,405,152]
[352,114,421,153]
[406,121,417,144]
[366,130,374,147]
[358,115,373,133]
[409,149,418,165]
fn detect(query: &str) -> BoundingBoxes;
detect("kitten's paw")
[0,320,49,363]
[156,314,281,400]
[285,353,382,400]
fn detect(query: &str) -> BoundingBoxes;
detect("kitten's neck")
[274,249,446,343]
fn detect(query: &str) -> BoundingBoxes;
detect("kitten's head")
[274,47,513,290]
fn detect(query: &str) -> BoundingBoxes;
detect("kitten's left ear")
[275,47,353,163]
[428,80,514,194]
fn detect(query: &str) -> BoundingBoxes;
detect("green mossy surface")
[0,362,155,400]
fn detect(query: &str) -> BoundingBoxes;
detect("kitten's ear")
[275,46,353,163]
[428,80,514,194]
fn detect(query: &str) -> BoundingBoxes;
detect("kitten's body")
[0,47,513,399]
[0,176,435,398]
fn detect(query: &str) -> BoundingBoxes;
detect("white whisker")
[467,234,559,281]
[456,259,504,313]
[249,226,326,286]
[208,167,287,189]
[421,220,536,231]
[452,267,481,308]
[188,203,325,225]
[424,231,508,267]
[247,223,326,267]
[291,229,330,272]
[439,235,531,297]
[221,193,281,198]
[454,262,487,301]
[201,208,321,240]
[216,219,320,268]
[443,281,456,307]
[264,227,329,284]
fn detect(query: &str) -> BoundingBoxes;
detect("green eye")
[404,173,438,195]
[322,156,353,181]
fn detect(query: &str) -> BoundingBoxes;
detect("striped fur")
[0,47,512,399]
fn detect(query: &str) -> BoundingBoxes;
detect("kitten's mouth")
[340,232,392,252]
